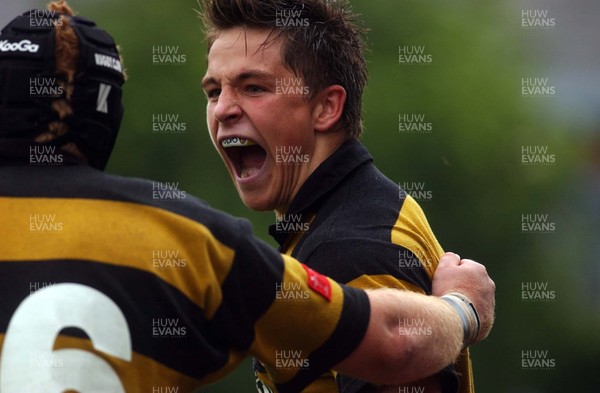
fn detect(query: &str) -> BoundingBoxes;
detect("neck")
[274,131,349,215]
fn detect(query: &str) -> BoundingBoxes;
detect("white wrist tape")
[441,292,481,349]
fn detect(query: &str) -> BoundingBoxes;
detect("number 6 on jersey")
[1,283,132,392]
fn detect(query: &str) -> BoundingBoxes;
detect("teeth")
[221,137,256,148]
[241,166,260,179]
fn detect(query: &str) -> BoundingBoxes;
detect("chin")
[239,192,275,212]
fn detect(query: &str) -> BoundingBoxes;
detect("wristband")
[440,292,480,349]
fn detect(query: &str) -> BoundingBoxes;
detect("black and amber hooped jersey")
[254,140,474,393]
[0,155,369,393]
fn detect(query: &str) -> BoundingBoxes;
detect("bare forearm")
[335,252,495,386]
[335,289,462,385]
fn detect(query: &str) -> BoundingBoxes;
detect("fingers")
[438,252,460,268]
[440,252,485,270]
[432,252,496,345]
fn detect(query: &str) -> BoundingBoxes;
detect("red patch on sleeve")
[301,264,332,302]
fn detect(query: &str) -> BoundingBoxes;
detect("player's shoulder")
[307,166,403,242]
[329,162,404,219]
[1,163,250,248]
[97,170,252,244]
[5,165,250,244]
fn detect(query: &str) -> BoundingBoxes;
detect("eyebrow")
[201,70,274,89]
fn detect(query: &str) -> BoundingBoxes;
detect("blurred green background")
[4,0,599,391]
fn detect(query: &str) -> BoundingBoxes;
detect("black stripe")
[0,259,256,380]
[300,240,432,295]
[208,221,285,352]
[0,164,251,252]
[276,285,370,393]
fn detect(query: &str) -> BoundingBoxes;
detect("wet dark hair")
[201,0,368,138]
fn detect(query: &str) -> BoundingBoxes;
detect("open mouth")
[220,137,267,179]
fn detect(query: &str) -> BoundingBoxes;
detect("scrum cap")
[0,9,125,169]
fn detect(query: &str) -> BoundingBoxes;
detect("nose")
[213,87,242,124]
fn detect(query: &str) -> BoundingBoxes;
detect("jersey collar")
[269,139,373,245]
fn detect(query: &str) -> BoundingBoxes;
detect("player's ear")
[312,85,346,133]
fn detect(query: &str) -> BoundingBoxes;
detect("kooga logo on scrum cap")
[0,40,40,53]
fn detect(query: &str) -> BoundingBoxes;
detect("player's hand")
[432,252,495,344]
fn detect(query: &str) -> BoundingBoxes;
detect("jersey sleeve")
[231,220,371,393]
[302,237,434,293]
[297,240,458,393]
